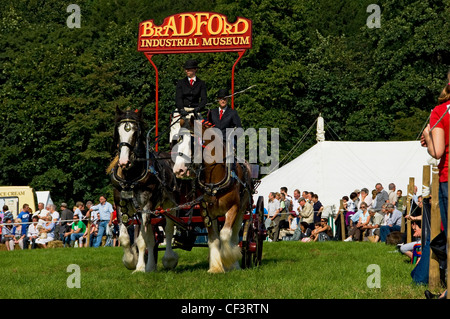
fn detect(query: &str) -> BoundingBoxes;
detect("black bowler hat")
[217,89,229,99]
[183,59,199,69]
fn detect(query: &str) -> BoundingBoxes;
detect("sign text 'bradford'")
[138,12,252,54]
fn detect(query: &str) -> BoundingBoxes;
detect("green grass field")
[0,241,428,299]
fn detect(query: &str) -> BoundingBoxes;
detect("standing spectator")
[17,204,31,239]
[48,204,60,240]
[59,203,73,242]
[73,201,85,220]
[379,203,403,242]
[267,192,282,241]
[111,206,120,247]
[388,183,397,206]
[88,195,114,248]
[360,188,373,209]
[421,77,450,299]
[35,215,56,248]
[291,189,301,215]
[24,216,40,249]
[353,189,361,209]
[64,214,86,247]
[2,205,13,223]
[373,183,389,213]
[1,218,15,250]
[266,192,280,227]
[0,210,3,237]
[298,197,314,230]
[311,193,323,225]
[34,202,50,226]
[396,190,405,211]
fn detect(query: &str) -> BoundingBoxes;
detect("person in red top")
[421,71,450,299]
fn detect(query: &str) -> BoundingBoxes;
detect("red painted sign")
[138,12,252,54]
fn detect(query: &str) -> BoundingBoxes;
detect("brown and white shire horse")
[173,117,253,273]
[110,107,178,273]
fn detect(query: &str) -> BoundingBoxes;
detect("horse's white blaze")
[172,132,191,177]
[118,123,134,166]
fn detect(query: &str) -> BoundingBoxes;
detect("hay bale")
[0,244,7,251]
[47,240,63,248]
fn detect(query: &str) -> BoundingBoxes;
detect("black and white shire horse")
[110,106,178,272]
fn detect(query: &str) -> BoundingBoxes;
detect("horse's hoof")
[162,254,179,269]
[132,268,145,274]
[207,266,225,274]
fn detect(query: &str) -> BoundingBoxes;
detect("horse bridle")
[117,118,140,161]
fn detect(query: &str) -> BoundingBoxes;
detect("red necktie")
[219,109,223,120]
[190,79,194,86]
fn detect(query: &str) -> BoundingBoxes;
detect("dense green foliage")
[1,0,449,204]
[0,241,426,299]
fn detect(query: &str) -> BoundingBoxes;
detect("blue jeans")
[93,221,108,247]
[380,225,401,242]
[70,232,84,244]
[439,182,448,237]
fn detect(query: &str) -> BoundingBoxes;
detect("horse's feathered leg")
[220,204,242,271]
[207,219,225,273]
[162,215,179,269]
[120,223,138,270]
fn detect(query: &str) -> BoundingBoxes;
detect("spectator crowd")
[264,183,424,262]
[0,195,124,250]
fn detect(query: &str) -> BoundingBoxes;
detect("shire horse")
[110,106,178,272]
[172,117,253,273]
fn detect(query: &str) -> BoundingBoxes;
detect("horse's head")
[172,117,219,178]
[115,106,144,169]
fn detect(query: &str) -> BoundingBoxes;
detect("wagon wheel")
[241,196,266,268]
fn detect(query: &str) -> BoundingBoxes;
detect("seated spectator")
[363,208,383,242]
[1,218,15,251]
[345,202,370,242]
[345,192,358,226]
[291,222,312,241]
[310,222,322,241]
[12,218,25,250]
[35,215,56,248]
[83,220,99,247]
[312,218,332,242]
[24,216,40,249]
[399,221,421,262]
[380,203,403,242]
[64,214,86,247]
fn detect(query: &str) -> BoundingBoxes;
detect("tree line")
[0,0,449,205]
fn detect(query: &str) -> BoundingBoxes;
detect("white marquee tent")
[253,118,434,215]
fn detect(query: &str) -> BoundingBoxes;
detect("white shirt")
[267,199,280,217]
[51,211,60,224]
[27,223,40,238]
[187,76,197,85]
